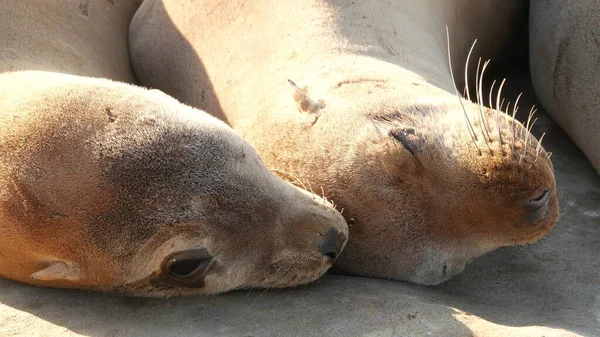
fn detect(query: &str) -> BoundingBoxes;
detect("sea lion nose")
[523,189,551,225]
[321,228,342,261]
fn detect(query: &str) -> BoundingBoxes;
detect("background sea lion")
[130,0,558,285]
[529,0,600,173]
[0,70,348,296]
[0,0,141,82]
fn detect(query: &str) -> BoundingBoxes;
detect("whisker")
[495,78,507,115]
[511,92,522,155]
[464,38,478,103]
[475,57,481,106]
[475,58,492,153]
[478,59,493,140]
[489,80,504,150]
[306,179,314,195]
[512,93,523,119]
[520,106,536,165]
[445,26,481,155]
[495,78,507,151]
[534,132,546,162]
[488,79,496,109]
[321,187,327,203]
[272,168,308,191]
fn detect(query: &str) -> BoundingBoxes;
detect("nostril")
[324,251,337,261]
[523,189,551,225]
[321,228,341,261]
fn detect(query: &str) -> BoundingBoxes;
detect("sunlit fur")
[129,0,558,285]
[0,71,348,297]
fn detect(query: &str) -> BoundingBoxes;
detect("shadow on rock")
[0,275,474,337]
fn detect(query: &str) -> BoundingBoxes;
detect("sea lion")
[0,0,348,296]
[0,0,141,82]
[529,0,600,173]
[0,70,348,296]
[129,0,559,285]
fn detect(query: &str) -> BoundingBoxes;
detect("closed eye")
[529,189,550,205]
[390,128,417,155]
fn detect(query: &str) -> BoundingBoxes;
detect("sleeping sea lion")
[129,0,558,285]
[0,0,348,296]
[0,70,348,296]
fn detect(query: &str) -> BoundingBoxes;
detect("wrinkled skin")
[130,0,558,285]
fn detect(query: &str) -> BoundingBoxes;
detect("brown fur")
[129,0,558,284]
[0,71,348,296]
[0,0,348,296]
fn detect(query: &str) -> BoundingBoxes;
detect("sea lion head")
[111,117,349,296]
[285,66,557,285]
[319,85,558,285]
[0,72,348,297]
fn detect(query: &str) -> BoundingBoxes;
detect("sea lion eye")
[390,128,417,155]
[166,249,212,278]
[529,189,550,204]
[523,189,551,225]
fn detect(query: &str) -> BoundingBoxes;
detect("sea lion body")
[529,0,600,173]
[0,0,348,296]
[0,70,348,296]
[130,0,558,284]
[0,0,141,82]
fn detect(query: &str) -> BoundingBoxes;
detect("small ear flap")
[288,79,325,113]
[371,119,389,137]
[30,261,81,282]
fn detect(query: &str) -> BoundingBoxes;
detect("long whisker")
[520,105,536,165]
[495,78,507,114]
[534,132,546,162]
[488,79,496,109]
[511,92,523,156]
[489,79,504,150]
[446,26,481,155]
[495,78,507,150]
[512,93,523,119]
[464,39,478,103]
[478,59,493,146]
[475,57,481,107]
[474,58,492,153]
